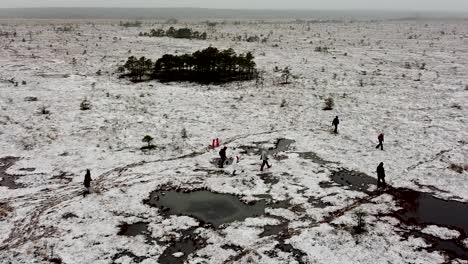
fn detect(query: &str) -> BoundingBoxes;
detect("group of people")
[332,116,386,188]
[218,146,271,175]
[82,117,387,196]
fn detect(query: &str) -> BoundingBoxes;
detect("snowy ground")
[0,19,467,263]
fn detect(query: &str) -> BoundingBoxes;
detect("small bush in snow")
[181,128,188,139]
[323,97,334,110]
[449,163,464,173]
[38,105,50,115]
[142,135,155,149]
[280,66,291,84]
[0,203,13,218]
[80,98,91,111]
[24,96,38,102]
[314,46,329,52]
[353,209,367,234]
[280,99,287,108]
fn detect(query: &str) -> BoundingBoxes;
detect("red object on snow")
[216,138,220,147]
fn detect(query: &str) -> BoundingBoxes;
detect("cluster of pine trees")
[119,47,256,84]
[139,27,207,40]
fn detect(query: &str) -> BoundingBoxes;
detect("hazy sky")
[1,0,468,12]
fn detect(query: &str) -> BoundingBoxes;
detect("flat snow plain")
[0,19,467,263]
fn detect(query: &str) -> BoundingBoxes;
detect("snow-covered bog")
[0,18,467,263]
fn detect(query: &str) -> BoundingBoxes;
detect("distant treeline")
[120,20,142,28]
[119,47,256,84]
[139,27,207,40]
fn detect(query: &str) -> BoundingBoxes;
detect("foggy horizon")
[1,0,468,13]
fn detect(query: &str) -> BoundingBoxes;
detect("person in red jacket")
[376,133,384,150]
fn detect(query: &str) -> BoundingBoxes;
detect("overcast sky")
[1,0,468,12]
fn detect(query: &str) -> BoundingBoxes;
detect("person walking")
[83,169,92,197]
[376,133,384,150]
[260,150,271,171]
[376,162,386,188]
[219,146,227,168]
[332,116,339,133]
[231,155,240,176]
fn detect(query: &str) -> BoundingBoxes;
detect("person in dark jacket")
[376,133,384,150]
[332,116,339,133]
[219,146,227,168]
[83,169,92,197]
[260,150,271,171]
[376,162,386,188]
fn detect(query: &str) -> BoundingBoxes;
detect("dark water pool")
[145,190,267,227]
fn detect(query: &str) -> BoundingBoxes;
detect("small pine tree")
[353,209,367,234]
[323,97,334,110]
[281,66,291,84]
[181,128,188,139]
[142,135,154,148]
[39,105,50,115]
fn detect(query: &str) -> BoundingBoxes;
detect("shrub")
[315,46,329,52]
[353,209,367,234]
[280,66,291,84]
[449,163,464,173]
[80,98,91,111]
[323,97,334,110]
[142,135,154,149]
[38,105,50,115]
[0,203,13,218]
[181,128,188,139]
[280,99,287,108]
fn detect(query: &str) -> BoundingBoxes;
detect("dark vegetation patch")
[307,196,334,208]
[238,138,295,157]
[61,212,78,219]
[448,163,467,174]
[111,250,147,264]
[0,156,24,189]
[296,151,337,165]
[119,47,257,84]
[221,244,243,252]
[158,227,207,264]
[139,27,207,40]
[258,172,279,185]
[320,169,376,193]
